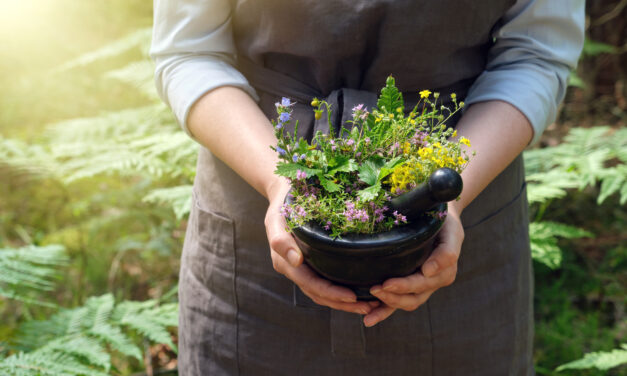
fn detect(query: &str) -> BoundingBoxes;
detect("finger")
[422,220,463,278]
[265,210,302,267]
[370,288,434,311]
[381,263,458,296]
[363,304,396,327]
[271,251,357,303]
[302,292,375,315]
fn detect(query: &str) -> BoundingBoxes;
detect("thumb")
[265,208,303,267]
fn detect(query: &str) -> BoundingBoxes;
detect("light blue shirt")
[151,0,584,145]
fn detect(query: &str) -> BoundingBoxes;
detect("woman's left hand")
[363,205,464,327]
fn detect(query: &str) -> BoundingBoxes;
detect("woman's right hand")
[264,178,378,315]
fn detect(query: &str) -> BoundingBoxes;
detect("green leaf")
[275,162,321,179]
[295,139,310,155]
[328,157,358,175]
[530,237,562,269]
[376,76,404,113]
[43,336,111,372]
[358,160,382,186]
[379,157,404,181]
[598,169,625,204]
[0,245,68,305]
[556,344,627,371]
[583,38,617,56]
[357,182,381,201]
[567,71,586,88]
[529,221,594,269]
[317,174,341,193]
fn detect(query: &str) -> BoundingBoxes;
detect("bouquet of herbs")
[273,76,472,237]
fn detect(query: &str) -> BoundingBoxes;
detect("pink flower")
[296,170,307,180]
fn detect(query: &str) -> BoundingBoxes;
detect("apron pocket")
[178,200,239,375]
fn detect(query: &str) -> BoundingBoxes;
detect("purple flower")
[437,210,448,220]
[346,139,355,146]
[393,210,407,225]
[324,221,332,231]
[281,97,292,107]
[280,204,292,218]
[276,146,286,156]
[411,131,428,146]
[292,154,299,162]
[279,112,291,123]
[296,169,307,180]
[300,154,307,161]
[275,122,283,130]
[352,104,368,120]
[364,137,370,144]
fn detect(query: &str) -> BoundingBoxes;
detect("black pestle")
[388,167,463,220]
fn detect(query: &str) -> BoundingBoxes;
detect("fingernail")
[383,285,397,292]
[359,307,369,315]
[370,287,381,295]
[287,249,300,267]
[364,317,376,327]
[423,261,438,277]
[341,297,356,303]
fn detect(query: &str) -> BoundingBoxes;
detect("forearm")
[450,100,533,214]
[187,86,284,200]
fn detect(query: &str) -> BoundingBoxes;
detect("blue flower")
[279,112,291,123]
[281,97,292,107]
[276,146,286,156]
[275,122,283,130]
[292,154,299,162]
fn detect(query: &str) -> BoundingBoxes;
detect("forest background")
[0,0,625,375]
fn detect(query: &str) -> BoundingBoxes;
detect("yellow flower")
[452,130,457,137]
[458,156,466,165]
[402,141,411,155]
[460,137,471,147]
[419,147,433,159]
[419,90,431,99]
[451,93,457,100]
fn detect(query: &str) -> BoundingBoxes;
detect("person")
[151,0,584,374]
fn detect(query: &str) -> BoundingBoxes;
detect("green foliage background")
[0,0,625,375]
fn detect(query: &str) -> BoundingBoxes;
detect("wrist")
[265,175,291,203]
[447,199,464,218]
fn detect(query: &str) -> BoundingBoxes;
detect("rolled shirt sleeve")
[150,0,258,137]
[464,0,585,145]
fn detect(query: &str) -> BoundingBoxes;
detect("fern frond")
[529,221,593,269]
[143,185,193,219]
[88,323,142,361]
[55,28,152,71]
[0,245,67,305]
[524,126,627,205]
[42,336,111,372]
[0,351,108,376]
[105,60,158,100]
[113,300,178,352]
[556,343,627,371]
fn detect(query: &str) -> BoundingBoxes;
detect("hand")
[264,178,379,315]
[363,205,464,327]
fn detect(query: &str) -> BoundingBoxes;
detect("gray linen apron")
[178,1,534,375]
